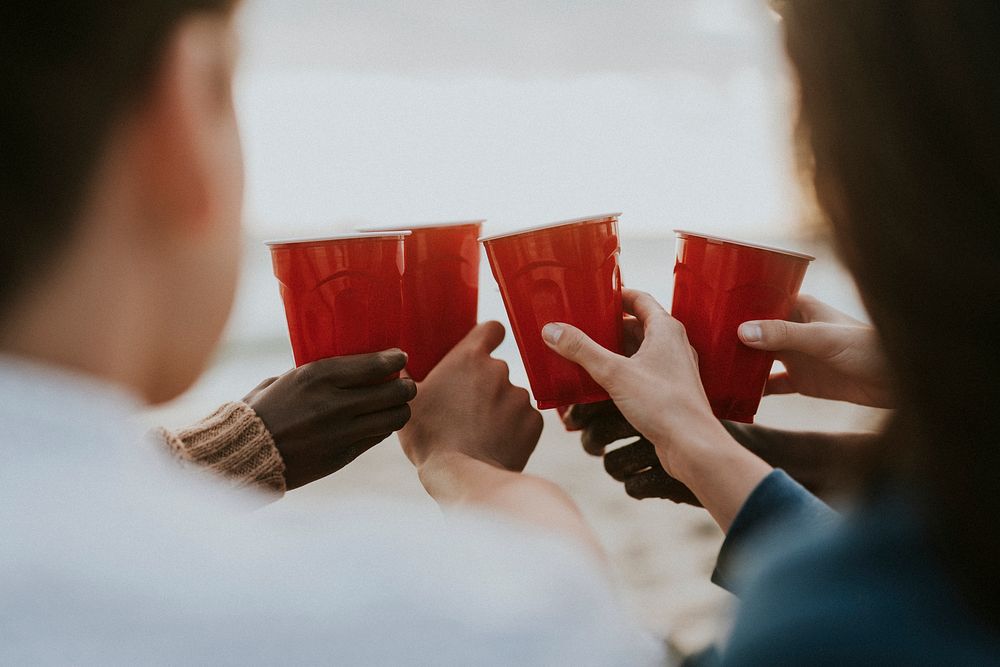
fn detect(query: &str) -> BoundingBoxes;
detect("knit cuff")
[156,402,286,496]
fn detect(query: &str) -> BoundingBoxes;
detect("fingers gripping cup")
[360,221,483,381]
[266,232,408,368]
[483,214,625,410]
[671,230,813,423]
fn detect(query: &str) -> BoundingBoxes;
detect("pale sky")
[239,0,769,76]
[234,1,800,238]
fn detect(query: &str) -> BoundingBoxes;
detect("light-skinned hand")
[738,295,894,408]
[541,289,772,531]
[399,321,544,475]
[541,289,724,476]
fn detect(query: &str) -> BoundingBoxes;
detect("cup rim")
[358,220,486,233]
[673,229,815,261]
[479,213,621,243]
[264,231,412,247]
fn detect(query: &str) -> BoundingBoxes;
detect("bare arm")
[400,322,606,561]
[419,453,606,561]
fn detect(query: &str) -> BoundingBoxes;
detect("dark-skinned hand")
[563,401,874,505]
[244,350,416,490]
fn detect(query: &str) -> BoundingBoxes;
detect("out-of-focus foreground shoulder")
[718,497,1000,666]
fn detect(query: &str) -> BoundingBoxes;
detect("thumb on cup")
[739,320,805,352]
[542,322,618,385]
[739,319,844,358]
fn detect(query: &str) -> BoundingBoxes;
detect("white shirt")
[0,357,665,666]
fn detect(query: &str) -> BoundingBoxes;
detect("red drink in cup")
[483,214,624,410]
[360,221,483,381]
[671,230,813,423]
[266,232,408,368]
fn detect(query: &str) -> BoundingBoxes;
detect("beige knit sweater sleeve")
[154,402,287,496]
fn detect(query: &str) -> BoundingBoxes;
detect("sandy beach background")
[144,232,886,653]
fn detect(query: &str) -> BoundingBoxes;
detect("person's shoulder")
[720,530,907,665]
[9,491,665,665]
[260,501,668,665]
[720,496,1000,665]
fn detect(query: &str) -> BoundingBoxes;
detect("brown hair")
[0,1,238,315]
[782,1,1000,624]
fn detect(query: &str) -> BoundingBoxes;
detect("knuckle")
[663,314,685,335]
[470,321,504,352]
[333,388,364,415]
[484,320,505,339]
[401,378,418,401]
[602,455,618,475]
[633,290,656,308]
[562,331,585,356]
[770,320,791,342]
[491,359,510,379]
[324,384,349,409]
[294,363,318,387]
[389,404,412,431]
[374,350,399,375]
[797,294,819,309]
[390,379,417,403]
[456,345,479,364]
[528,412,544,435]
[581,432,603,456]
[624,478,645,500]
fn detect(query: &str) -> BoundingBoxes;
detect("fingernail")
[740,323,762,342]
[542,323,565,345]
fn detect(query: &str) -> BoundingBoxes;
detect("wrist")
[416,451,490,505]
[651,418,774,532]
[651,414,745,484]
[417,449,469,478]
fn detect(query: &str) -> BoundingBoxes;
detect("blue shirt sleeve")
[712,469,837,594]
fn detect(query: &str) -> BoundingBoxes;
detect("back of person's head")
[780,0,1000,626]
[0,1,242,402]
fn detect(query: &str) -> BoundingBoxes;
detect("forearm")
[156,402,286,496]
[657,419,774,533]
[418,453,606,563]
[722,422,876,500]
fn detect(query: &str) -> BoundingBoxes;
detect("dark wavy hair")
[783,1,1000,625]
[0,1,238,316]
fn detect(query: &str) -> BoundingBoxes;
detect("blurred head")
[780,2,1000,624]
[0,1,243,403]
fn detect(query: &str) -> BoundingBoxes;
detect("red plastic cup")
[671,230,814,423]
[483,213,624,410]
[266,232,408,368]
[360,221,483,381]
